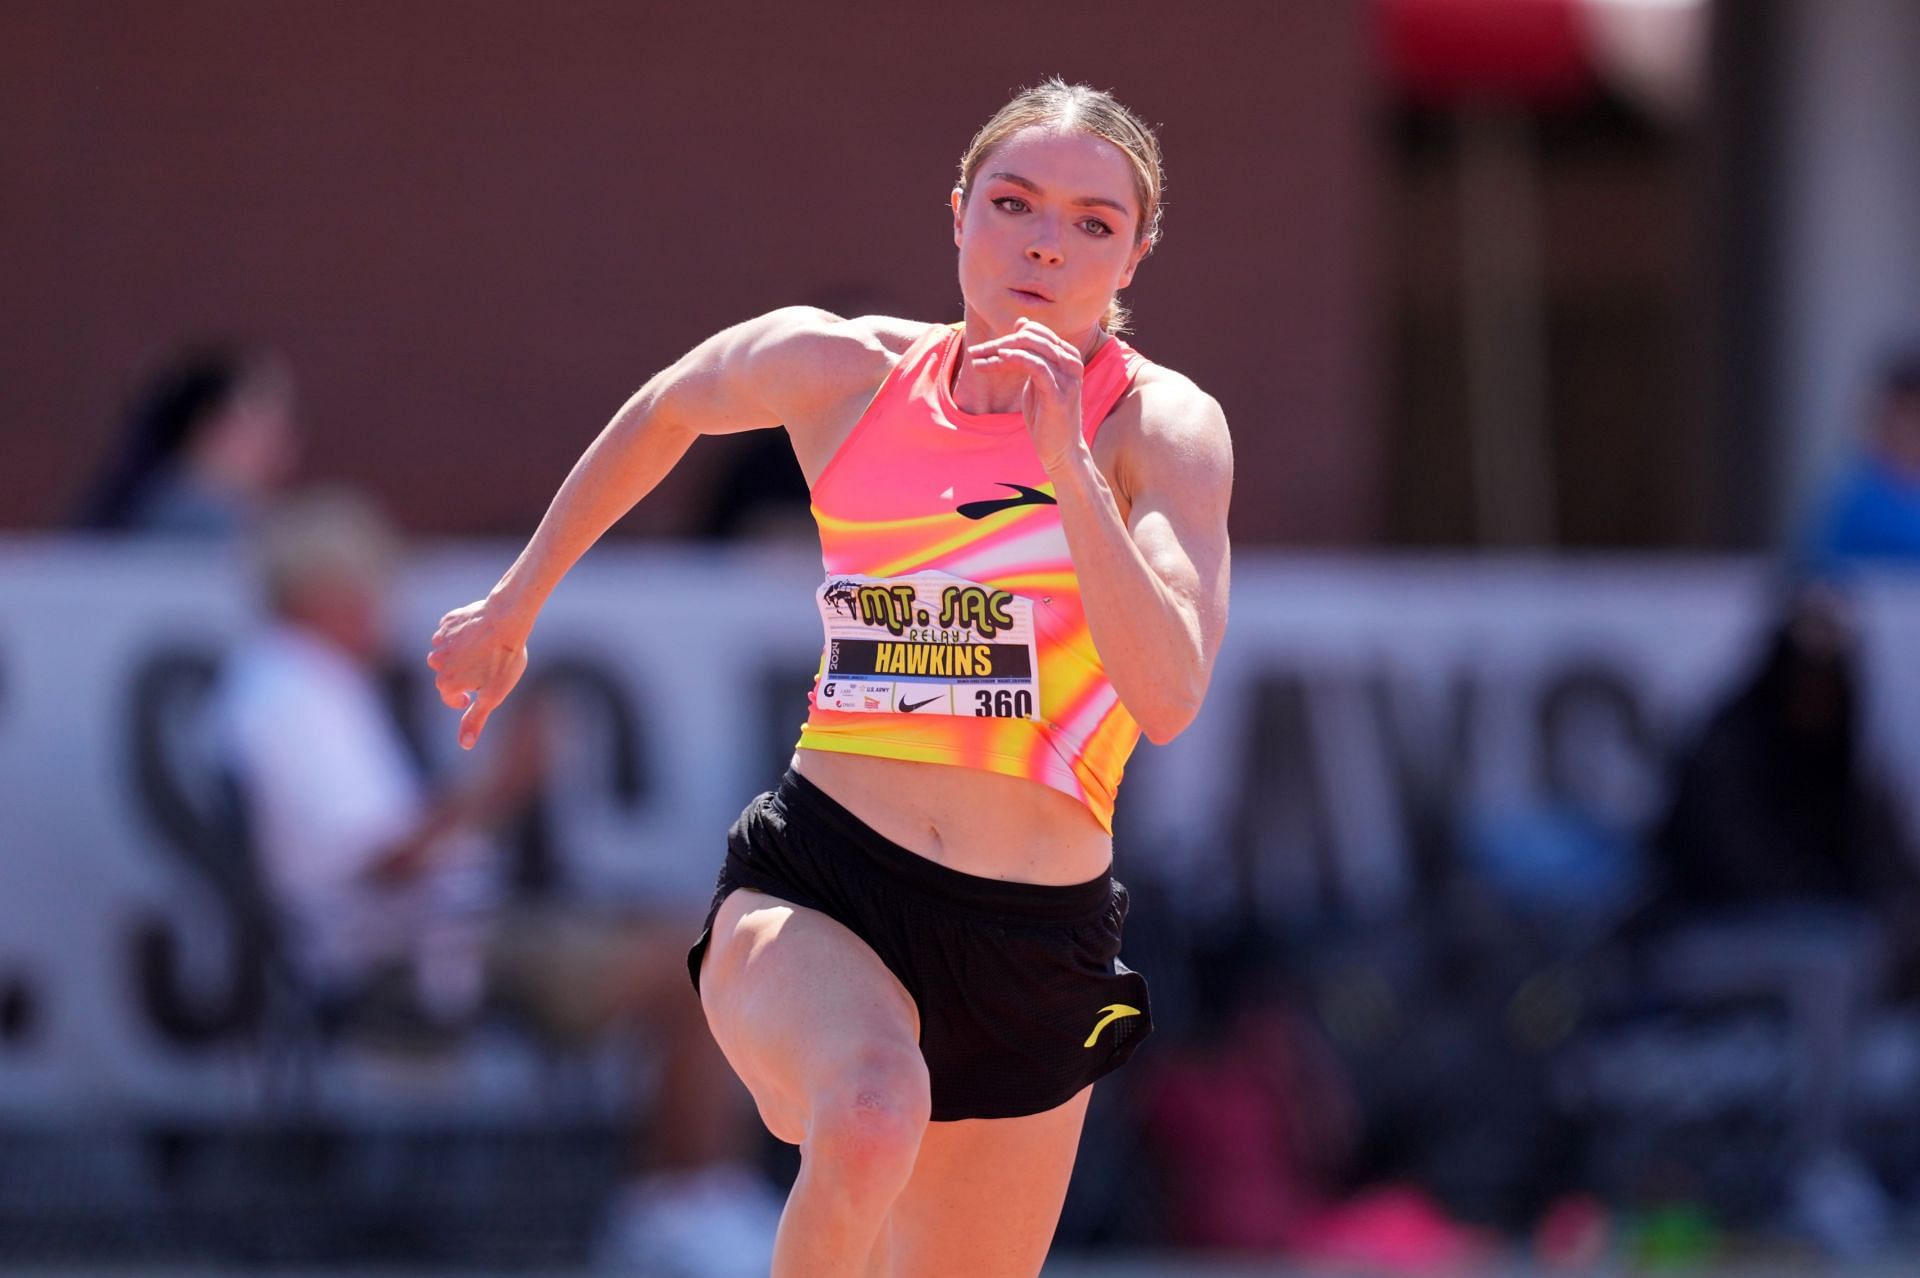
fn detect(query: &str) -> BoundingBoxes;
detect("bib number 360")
[975,689,1034,718]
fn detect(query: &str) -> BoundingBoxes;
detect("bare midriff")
[792,747,1113,886]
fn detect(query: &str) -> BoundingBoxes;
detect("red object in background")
[1534,1192,1614,1270]
[1378,0,1597,107]
[1142,1019,1498,1274]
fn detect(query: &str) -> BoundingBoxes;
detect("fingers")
[975,347,1066,396]
[967,322,1081,370]
[1013,317,1081,361]
[426,600,524,727]
[457,646,527,749]
[967,326,1082,403]
[431,609,463,645]
[428,642,472,708]
[459,692,496,751]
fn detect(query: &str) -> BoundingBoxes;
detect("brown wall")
[2,1,1380,543]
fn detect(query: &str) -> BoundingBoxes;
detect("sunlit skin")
[950,127,1154,459]
[427,103,1232,1278]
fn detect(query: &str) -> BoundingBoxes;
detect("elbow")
[1140,719,1187,748]
[1135,679,1207,747]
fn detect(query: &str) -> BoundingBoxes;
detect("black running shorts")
[686,769,1153,1122]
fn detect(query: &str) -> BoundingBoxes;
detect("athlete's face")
[952,127,1151,344]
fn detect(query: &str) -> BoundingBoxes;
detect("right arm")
[429,306,897,747]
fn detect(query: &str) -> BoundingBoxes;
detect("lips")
[1009,285,1055,304]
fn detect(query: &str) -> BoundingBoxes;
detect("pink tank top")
[797,322,1147,832]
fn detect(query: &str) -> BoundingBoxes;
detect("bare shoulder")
[844,312,942,358]
[691,303,929,422]
[732,305,891,375]
[1111,361,1234,491]
[752,308,933,360]
[729,308,934,404]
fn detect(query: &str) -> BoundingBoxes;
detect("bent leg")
[697,888,930,1278]
[883,1086,1093,1278]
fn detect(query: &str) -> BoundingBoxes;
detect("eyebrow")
[985,171,1132,217]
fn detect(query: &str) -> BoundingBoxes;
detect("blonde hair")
[257,487,399,616]
[957,79,1165,335]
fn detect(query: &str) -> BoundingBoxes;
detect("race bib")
[814,572,1042,720]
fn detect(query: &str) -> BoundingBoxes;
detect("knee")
[806,1047,930,1197]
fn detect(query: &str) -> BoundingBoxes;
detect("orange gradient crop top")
[797,322,1148,832]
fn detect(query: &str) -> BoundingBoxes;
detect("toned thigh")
[696,886,924,1144]
[882,1086,1093,1278]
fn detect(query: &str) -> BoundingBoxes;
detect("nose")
[1025,223,1064,267]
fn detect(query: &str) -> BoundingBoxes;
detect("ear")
[951,187,966,247]
[1116,234,1152,289]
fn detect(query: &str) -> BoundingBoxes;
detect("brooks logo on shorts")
[1083,1003,1141,1048]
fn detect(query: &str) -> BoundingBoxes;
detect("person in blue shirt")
[1812,347,1920,567]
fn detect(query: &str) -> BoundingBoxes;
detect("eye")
[990,196,1030,214]
[1079,217,1115,237]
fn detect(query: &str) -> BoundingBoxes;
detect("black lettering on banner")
[0,641,28,1055]
[499,656,650,898]
[522,657,649,808]
[761,659,825,782]
[125,644,269,1046]
[0,974,37,1050]
[1534,659,1660,819]
[1367,666,1478,892]
[1227,667,1341,922]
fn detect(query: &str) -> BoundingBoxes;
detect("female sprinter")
[429,79,1232,1277]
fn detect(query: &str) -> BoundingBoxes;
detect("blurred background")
[4,0,1920,1274]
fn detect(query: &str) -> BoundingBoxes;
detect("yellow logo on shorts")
[1083,1003,1142,1048]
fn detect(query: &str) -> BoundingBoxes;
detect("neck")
[952,308,1107,415]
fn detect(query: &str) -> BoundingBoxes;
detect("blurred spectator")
[74,345,299,537]
[212,489,778,1277]
[1651,585,1916,917]
[1640,584,1920,1255]
[1141,934,1494,1275]
[1809,345,1920,569]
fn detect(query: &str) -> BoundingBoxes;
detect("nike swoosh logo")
[897,694,940,712]
[1083,1003,1142,1048]
[957,483,1057,520]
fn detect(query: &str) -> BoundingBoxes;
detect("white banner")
[2,541,1917,1119]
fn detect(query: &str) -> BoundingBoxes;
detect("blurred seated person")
[1141,934,1493,1275]
[1651,584,1916,922]
[1641,583,1920,1254]
[1809,345,1920,568]
[75,345,300,538]
[213,488,777,1278]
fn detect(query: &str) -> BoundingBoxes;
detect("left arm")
[970,323,1233,743]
